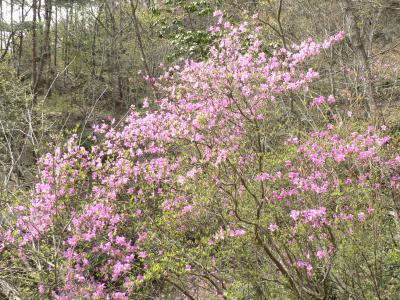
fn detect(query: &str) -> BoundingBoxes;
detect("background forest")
[0,0,400,299]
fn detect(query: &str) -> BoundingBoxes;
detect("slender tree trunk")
[63,6,71,86]
[105,1,123,111]
[0,0,3,52]
[118,0,124,105]
[91,10,99,77]
[36,0,51,90]
[129,0,151,77]
[32,0,38,101]
[91,4,103,78]
[38,0,42,22]
[10,0,14,54]
[17,0,25,77]
[342,0,378,118]
[54,6,57,70]
[45,0,52,71]
[129,0,159,100]
[73,3,78,57]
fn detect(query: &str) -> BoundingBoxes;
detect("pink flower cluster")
[208,226,246,245]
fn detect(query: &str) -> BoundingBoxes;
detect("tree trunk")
[91,10,99,77]
[32,0,38,101]
[54,5,58,70]
[0,0,3,51]
[17,0,25,77]
[129,0,151,77]
[342,0,378,118]
[129,0,159,100]
[35,0,52,93]
[10,0,14,54]
[105,1,123,111]
[63,6,71,87]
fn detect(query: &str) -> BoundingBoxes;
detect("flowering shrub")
[1,12,399,299]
